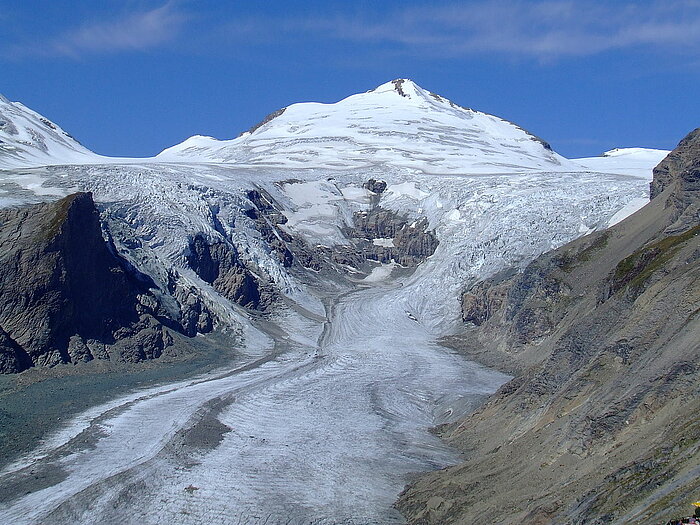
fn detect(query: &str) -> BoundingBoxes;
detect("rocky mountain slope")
[396,129,700,524]
[0,192,208,373]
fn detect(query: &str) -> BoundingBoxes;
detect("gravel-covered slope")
[396,129,700,524]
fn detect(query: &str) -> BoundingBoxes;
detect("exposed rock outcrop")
[0,327,31,374]
[241,107,287,136]
[397,129,700,524]
[362,178,387,195]
[245,189,295,268]
[391,79,409,98]
[167,275,214,337]
[0,193,181,373]
[243,184,438,275]
[650,128,700,201]
[343,208,439,268]
[186,233,272,310]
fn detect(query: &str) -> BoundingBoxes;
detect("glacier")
[0,79,669,524]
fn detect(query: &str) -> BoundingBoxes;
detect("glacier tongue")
[0,160,652,524]
[0,80,671,523]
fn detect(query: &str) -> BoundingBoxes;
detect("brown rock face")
[187,233,273,310]
[345,208,439,267]
[0,192,176,373]
[650,127,700,229]
[650,128,700,200]
[396,130,700,524]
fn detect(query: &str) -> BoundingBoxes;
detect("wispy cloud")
[224,0,700,60]
[9,3,186,58]
[7,1,700,62]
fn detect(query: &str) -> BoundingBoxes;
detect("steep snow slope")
[157,79,577,173]
[0,95,100,169]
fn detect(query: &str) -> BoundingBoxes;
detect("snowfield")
[0,79,670,523]
[0,94,102,169]
[574,147,670,179]
[156,79,576,174]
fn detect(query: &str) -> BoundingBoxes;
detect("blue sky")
[1,0,699,158]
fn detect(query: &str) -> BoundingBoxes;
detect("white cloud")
[12,3,186,58]
[227,0,700,59]
[8,1,700,61]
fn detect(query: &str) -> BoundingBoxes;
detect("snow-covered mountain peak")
[368,78,423,98]
[157,79,574,174]
[574,147,670,179]
[0,96,100,169]
[0,82,666,181]
[358,79,465,116]
[368,79,465,108]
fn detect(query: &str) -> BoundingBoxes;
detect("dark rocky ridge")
[650,127,700,229]
[0,193,189,373]
[240,107,287,137]
[244,189,294,268]
[362,178,387,195]
[397,129,700,524]
[243,186,327,272]
[166,271,214,337]
[391,78,409,98]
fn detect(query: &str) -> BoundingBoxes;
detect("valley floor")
[0,269,507,524]
[0,331,240,468]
